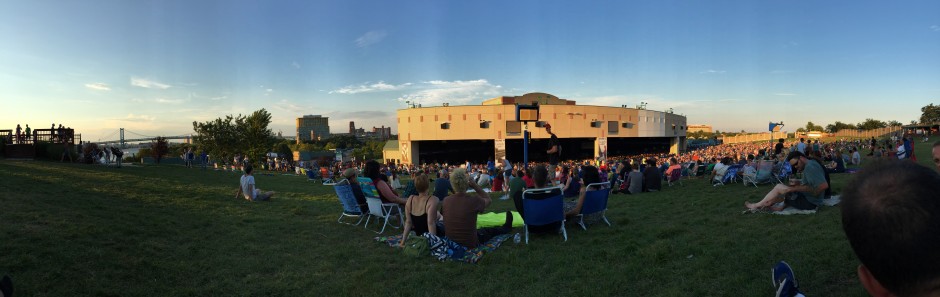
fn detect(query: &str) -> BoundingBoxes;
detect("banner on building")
[596,137,607,163]
[494,139,506,161]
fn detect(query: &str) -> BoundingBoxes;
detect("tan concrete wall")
[397,105,687,142]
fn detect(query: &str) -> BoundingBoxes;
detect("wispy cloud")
[700,69,726,74]
[355,30,388,48]
[209,95,227,101]
[274,99,309,113]
[84,82,110,91]
[330,81,412,94]
[397,79,503,105]
[774,93,797,96]
[113,113,155,122]
[291,61,301,69]
[131,76,171,89]
[931,25,940,32]
[155,98,184,104]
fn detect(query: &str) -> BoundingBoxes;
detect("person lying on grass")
[237,164,274,201]
[442,168,512,249]
[744,151,827,212]
[400,173,443,247]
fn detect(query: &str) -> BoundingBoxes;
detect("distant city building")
[332,125,393,141]
[372,126,392,141]
[296,115,330,142]
[687,124,713,133]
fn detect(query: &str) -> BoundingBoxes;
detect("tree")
[804,121,824,132]
[352,140,386,160]
[825,121,856,133]
[856,118,887,130]
[274,141,293,160]
[192,108,276,166]
[238,109,277,163]
[151,136,169,163]
[796,128,806,133]
[921,103,940,124]
[887,120,902,127]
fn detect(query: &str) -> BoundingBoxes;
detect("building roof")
[382,140,398,151]
[481,92,576,106]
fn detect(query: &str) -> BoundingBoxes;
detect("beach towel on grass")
[476,211,524,228]
[374,234,512,264]
[743,196,841,215]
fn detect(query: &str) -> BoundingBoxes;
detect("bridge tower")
[120,128,126,149]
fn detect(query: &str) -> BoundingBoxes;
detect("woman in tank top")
[400,173,441,246]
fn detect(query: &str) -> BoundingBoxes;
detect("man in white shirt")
[796,138,807,154]
[896,141,907,160]
[851,149,861,166]
[239,164,274,201]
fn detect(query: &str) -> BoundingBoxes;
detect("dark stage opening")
[415,137,674,164]
[417,140,495,164]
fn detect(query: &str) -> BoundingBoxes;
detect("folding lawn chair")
[521,187,567,244]
[713,165,742,187]
[576,182,612,230]
[333,179,366,226]
[321,168,336,185]
[363,197,402,234]
[667,168,683,186]
[773,162,793,185]
[306,168,319,182]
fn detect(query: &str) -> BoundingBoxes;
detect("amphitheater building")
[384,92,687,165]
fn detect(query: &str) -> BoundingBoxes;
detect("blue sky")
[2,0,938,141]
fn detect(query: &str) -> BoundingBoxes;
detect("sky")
[1,0,938,142]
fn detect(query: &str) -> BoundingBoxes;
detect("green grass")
[1,143,934,296]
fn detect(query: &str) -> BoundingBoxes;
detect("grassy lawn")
[1,143,933,296]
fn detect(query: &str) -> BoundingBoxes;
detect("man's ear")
[858,264,896,297]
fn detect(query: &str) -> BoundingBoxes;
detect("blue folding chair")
[333,179,365,226]
[576,182,612,230]
[522,187,567,244]
[714,165,742,186]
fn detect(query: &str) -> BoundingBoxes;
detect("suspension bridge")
[95,128,193,148]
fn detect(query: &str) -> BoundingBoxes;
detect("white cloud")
[931,25,940,32]
[774,93,797,96]
[155,98,184,104]
[131,77,171,89]
[84,83,110,91]
[700,69,726,74]
[114,113,155,122]
[274,99,309,113]
[291,61,301,69]
[209,95,227,101]
[330,81,412,94]
[397,79,503,105]
[355,30,388,48]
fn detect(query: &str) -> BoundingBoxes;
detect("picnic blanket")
[743,195,841,215]
[476,211,524,228]
[374,233,513,264]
